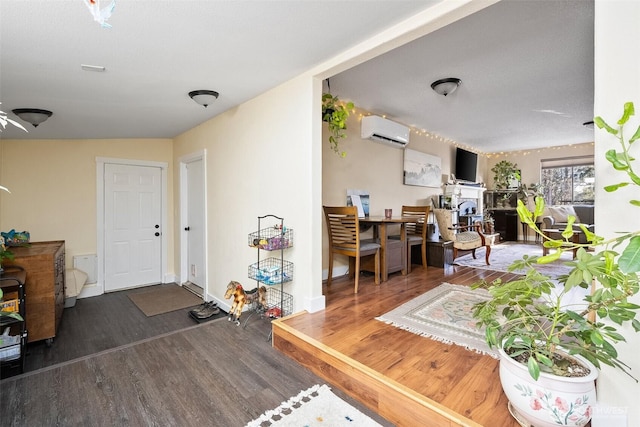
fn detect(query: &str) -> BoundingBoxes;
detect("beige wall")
[483,143,595,189]
[173,75,323,313]
[483,143,595,240]
[0,138,174,271]
[593,1,640,421]
[321,110,593,273]
[322,108,490,275]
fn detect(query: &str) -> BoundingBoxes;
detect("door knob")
[155,232,160,236]
[155,224,160,229]
[184,227,190,231]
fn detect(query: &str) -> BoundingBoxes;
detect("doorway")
[179,150,208,298]
[97,158,168,294]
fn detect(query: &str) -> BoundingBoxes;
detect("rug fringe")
[246,384,326,427]
[376,317,499,359]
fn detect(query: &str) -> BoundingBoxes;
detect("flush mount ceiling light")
[81,64,106,72]
[431,78,462,96]
[12,108,53,127]
[189,90,219,108]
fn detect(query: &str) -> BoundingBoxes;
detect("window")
[540,156,594,205]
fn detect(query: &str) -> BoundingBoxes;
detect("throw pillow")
[548,205,581,224]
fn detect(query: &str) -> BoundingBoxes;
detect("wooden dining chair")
[323,206,380,293]
[401,205,430,272]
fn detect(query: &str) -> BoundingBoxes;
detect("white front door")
[104,163,163,291]
[186,158,206,288]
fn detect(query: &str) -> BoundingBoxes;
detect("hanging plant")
[322,93,354,158]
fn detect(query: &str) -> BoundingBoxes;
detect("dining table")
[359,216,416,282]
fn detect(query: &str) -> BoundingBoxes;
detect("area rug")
[246,384,382,427]
[376,282,498,359]
[128,284,203,317]
[453,242,573,276]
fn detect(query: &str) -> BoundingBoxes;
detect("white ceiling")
[0,0,594,154]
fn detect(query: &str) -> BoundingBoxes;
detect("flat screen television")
[455,148,478,183]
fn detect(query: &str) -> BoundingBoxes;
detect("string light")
[348,106,593,158]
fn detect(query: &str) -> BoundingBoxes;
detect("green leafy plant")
[0,103,27,133]
[0,239,22,323]
[473,102,640,381]
[0,102,25,323]
[322,93,354,158]
[491,160,521,190]
[516,182,544,204]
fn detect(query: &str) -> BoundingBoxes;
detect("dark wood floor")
[273,261,525,427]
[24,283,219,371]
[1,284,391,427]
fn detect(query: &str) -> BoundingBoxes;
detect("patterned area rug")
[453,242,574,277]
[246,384,382,426]
[376,283,498,359]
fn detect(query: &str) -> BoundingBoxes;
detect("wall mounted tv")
[455,148,478,183]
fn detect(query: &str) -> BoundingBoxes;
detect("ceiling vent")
[361,115,410,148]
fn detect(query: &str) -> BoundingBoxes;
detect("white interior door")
[104,163,162,291]
[186,158,205,287]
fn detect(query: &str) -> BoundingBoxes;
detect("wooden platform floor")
[273,263,524,427]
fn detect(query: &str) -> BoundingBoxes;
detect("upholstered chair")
[433,208,494,265]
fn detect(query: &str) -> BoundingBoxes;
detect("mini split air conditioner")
[361,115,410,148]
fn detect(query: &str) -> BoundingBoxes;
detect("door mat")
[128,284,203,317]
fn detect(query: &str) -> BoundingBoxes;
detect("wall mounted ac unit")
[361,115,410,148]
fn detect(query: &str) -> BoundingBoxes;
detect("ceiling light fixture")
[12,108,53,127]
[189,90,219,108]
[81,64,106,72]
[431,78,462,96]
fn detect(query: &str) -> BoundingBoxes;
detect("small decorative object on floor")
[224,281,246,325]
[245,384,383,427]
[225,281,267,325]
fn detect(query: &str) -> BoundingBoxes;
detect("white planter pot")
[498,347,598,427]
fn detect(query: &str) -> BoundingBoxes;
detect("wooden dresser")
[5,241,65,344]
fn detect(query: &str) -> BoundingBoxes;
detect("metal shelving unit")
[245,214,293,338]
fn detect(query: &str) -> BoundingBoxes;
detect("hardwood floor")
[273,263,524,427]
[24,283,218,371]
[1,285,391,427]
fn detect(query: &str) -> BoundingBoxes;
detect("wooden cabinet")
[5,241,65,344]
[488,209,518,241]
[426,239,454,267]
[385,239,405,274]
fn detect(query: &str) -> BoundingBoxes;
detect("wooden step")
[273,313,481,427]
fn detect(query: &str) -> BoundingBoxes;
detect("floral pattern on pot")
[498,346,597,427]
[515,383,592,426]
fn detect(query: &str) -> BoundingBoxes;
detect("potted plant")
[322,93,354,158]
[516,182,544,206]
[472,102,640,427]
[491,160,521,190]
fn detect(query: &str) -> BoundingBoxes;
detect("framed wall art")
[403,148,442,188]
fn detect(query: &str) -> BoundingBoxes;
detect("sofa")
[541,204,594,244]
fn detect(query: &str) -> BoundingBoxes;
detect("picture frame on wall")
[403,148,442,188]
